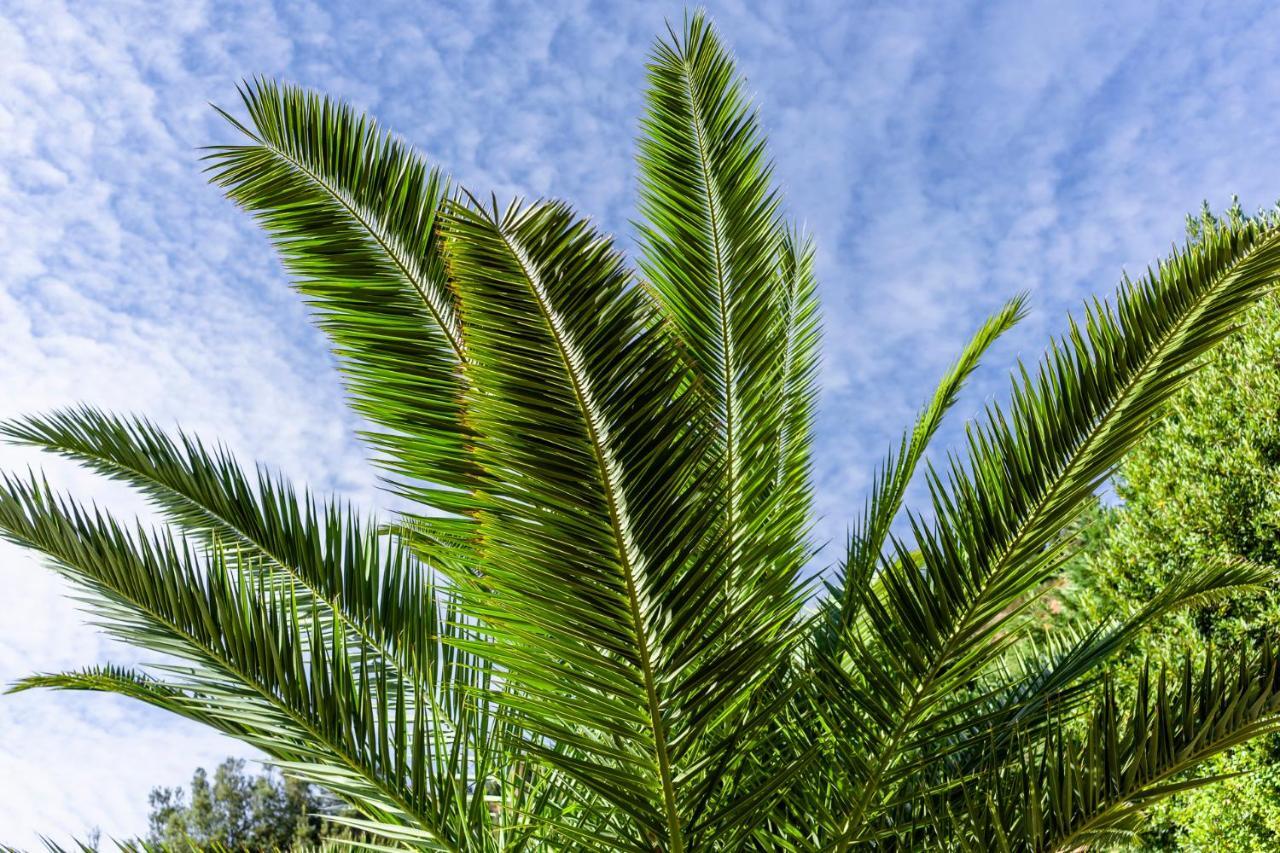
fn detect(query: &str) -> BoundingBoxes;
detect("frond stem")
[679,52,740,576]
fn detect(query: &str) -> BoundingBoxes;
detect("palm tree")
[6,13,1280,851]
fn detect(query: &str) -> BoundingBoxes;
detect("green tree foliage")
[1067,202,1280,851]
[145,757,336,850]
[7,15,1280,851]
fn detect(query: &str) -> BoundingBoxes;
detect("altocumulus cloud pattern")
[3,0,1280,843]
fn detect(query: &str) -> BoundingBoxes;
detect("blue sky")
[3,0,1280,842]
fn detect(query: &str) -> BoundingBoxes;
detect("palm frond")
[636,12,800,587]
[9,664,251,736]
[882,554,1280,798]
[828,218,1280,847]
[1,406,454,691]
[822,294,1026,648]
[204,80,474,519]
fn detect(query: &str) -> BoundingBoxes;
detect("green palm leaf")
[637,13,805,589]
[874,555,1280,813]
[205,80,474,522]
[942,644,1280,852]
[0,406,467,695]
[437,196,803,850]
[822,294,1026,649]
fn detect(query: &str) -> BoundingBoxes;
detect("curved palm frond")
[985,554,1280,736]
[877,554,1280,806]
[204,80,475,525]
[821,294,1026,650]
[0,473,503,851]
[9,664,244,733]
[0,406,472,694]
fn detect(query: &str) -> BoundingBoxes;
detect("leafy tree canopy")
[144,757,337,851]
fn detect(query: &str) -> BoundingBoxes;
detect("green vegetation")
[1064,203,1280,851]
[144,758,337,850]
[6,15,1280,851]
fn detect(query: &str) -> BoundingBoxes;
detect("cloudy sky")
[3,0,1280,843]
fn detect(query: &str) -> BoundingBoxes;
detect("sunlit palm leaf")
[822,294,1026,649]
[637,13,803,591]
[438,196,804,850]
[205,80,475,522]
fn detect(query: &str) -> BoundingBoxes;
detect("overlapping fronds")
[2,408,449,683]
[940,644,1280,852]
[865,554,1280,826]
[823,217,1280,848]
[436,196,804,850]
[0,475,502,849]
[9,12,1280,852]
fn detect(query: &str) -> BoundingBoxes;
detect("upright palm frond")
[437,196,804,850]
[637,13,803,587]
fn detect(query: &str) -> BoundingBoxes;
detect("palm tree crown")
[7,13,1280,851]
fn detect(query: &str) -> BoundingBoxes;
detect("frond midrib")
[773,245,806,494]
[678,51,740,567]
